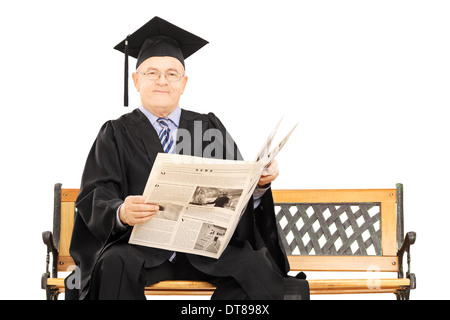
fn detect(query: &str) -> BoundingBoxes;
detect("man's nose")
[156,72,169,85]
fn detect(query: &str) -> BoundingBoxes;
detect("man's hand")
[119,195,159,226]
[258,159,279,187]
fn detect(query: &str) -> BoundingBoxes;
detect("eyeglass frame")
[135,69,186,82]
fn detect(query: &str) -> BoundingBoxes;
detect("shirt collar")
[138,105,181,127]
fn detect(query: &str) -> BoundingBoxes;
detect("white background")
[0,0,448,300]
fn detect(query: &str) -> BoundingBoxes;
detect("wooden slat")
[61,188,397,204]
[307,278,410,290]
[59,202,75,256]
[57,195,76,271]
[381,201,398,256]
[272,189,396,204]
[144,289,216,295]
[146,280,215,295]
[61,189,79,202]
[287,255,399,272]
[46,278,410,295]
[57,256,75,272]
[310,288,402,295]
[46,278,65,287]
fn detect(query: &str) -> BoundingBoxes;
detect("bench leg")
[44,286,60,300]
[394,287,410,300]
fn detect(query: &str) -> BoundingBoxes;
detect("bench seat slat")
[288,256,399,272]
[46,278,410,295]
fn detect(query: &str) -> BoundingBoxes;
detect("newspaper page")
[128,119,297,259]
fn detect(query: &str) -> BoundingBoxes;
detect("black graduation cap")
[114,16,209,106]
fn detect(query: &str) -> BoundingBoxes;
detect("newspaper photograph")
[128,119,297,259]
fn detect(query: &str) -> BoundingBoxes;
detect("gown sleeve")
[72,120,126,252]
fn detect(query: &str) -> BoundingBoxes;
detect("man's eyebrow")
[142,67,181,73]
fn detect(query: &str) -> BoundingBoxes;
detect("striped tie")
[157,118,176,262]
[157,118,175,154]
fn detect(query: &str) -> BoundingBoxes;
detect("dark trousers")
[87,244,249,300]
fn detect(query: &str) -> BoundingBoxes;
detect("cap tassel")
[124,35,130,107]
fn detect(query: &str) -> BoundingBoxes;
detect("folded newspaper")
[129,119,297,259]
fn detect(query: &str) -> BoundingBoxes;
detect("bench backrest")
[52,183,403,274]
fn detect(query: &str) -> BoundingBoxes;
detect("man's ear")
[180,75,188,95]
[132,72,140,92]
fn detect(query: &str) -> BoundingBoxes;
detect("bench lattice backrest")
[276,203,382,256]
[272,187,402,273]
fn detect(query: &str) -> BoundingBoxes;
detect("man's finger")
[131,203,159,212]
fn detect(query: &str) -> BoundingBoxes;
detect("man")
[69,16,309,300]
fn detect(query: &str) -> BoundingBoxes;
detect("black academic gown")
[69,108,300,300]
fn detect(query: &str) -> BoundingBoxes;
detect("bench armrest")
[397,231,416,289]
[42,231,59,279]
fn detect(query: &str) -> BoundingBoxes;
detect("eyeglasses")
[136,69,185,82]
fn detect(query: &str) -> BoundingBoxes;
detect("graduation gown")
[69,108,299,300]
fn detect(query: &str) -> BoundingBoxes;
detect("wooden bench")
[42,183,416,299]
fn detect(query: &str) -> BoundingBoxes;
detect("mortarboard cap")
[114,16,209,106]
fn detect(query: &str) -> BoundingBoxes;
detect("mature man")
[69,16,309,300]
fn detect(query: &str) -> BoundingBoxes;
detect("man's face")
[132,56,188,117]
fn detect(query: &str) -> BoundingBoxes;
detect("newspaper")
[128,119,297,259]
